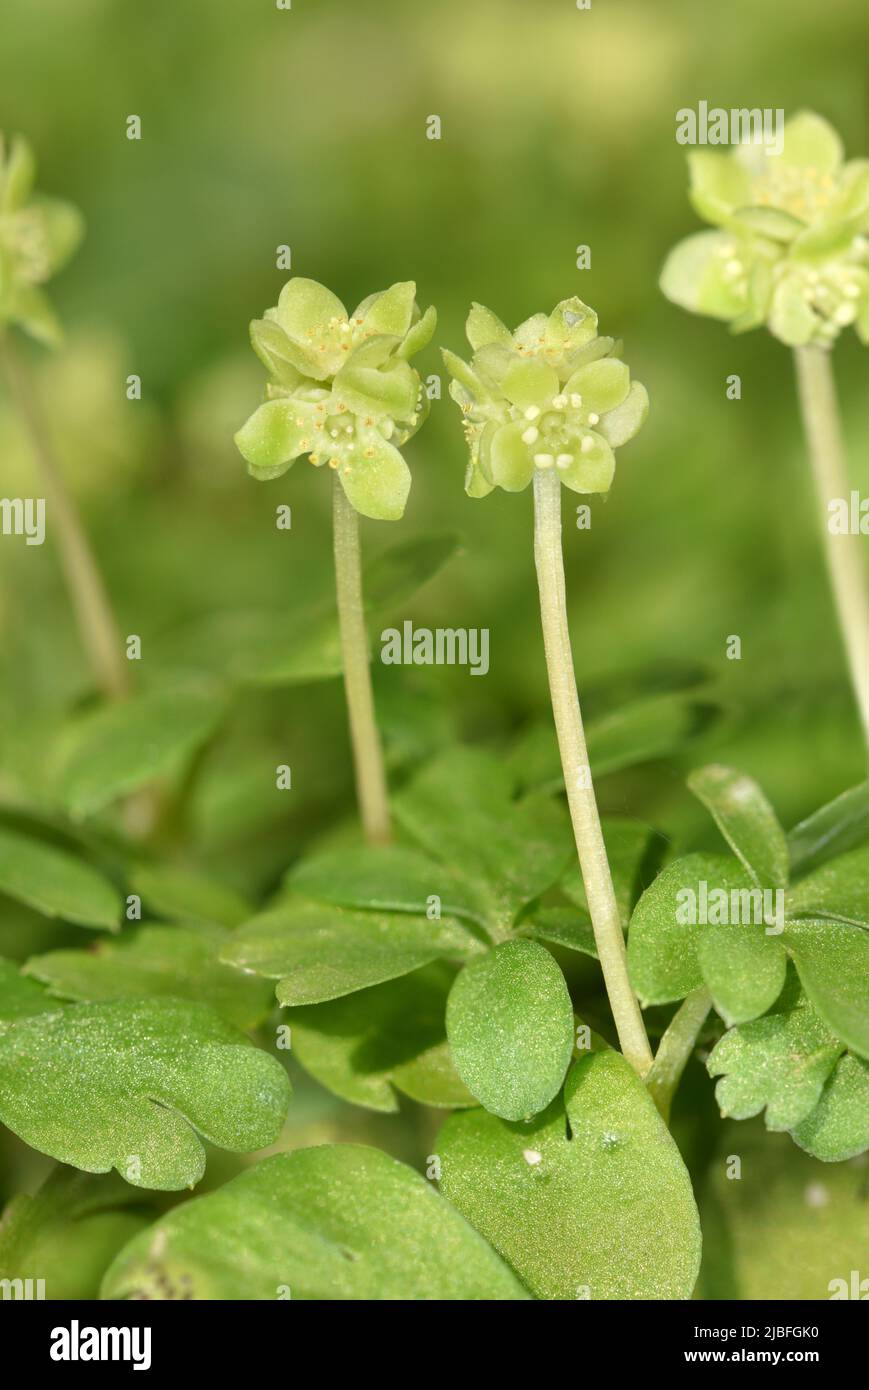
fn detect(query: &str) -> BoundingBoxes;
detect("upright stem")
[332,472,391,845]
[532,468,653,1077]
[0,333,130,700]
[646,987,712,1122]
[794,345,869,752]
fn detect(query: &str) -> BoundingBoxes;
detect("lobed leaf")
[687,764,789,888]
[0,998,291,1190]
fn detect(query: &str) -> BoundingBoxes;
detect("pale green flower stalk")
[235,276,435,844]
[661,111,869,751]
[443,298,653,1077]
[0,133,130,701]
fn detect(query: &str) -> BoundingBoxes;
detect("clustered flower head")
[0,133,84,347]
[441,298,648,498]
[661,111,869,349]
[234,277,436,520]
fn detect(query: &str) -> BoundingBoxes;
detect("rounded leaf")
[446,939,574,1120]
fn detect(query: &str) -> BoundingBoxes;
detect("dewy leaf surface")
[130,863,252,929]
[687,764,789,888]
[446,940,574,1120]
[783,919,869,1059]
[627,852,751,1004]
[25,923,274,1030]
[222,899,482,1006]
[57,688,224,818]
[785,844,869,927]
[0,956,52,1020]
[438,1051,701,1300]
[790,1053,869,1161]
[0,827,120,930]
[0,998,291,1190]
[102,1146,529,1300]
[285,844,487,926]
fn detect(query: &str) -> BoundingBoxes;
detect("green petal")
[466,302,512,351]
[833,159,869,221]
[234,398,315,478]
[557,434,616,495]
[547,296,598,347]
[768,276,818,346]
[249,319,307,389]
[780,111,843,174]
[359,281,416,338]
[442,347,489,400]
[465,459,495,498]
[512,312,548,348]
[597,381,649,448]
[1,134,36,212]
[472,342,516,391]
[398,303,437,360]
[33,197,85,276]
[660,230,750,321]
[564,357,630,414]
[500,357,559,409]
[489,423,534,492]
[688,150,751,226]
[731,205,805,241]
[333,358,418,420]
[339,433,411,521]
[276,277,347,341]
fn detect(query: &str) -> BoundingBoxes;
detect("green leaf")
[337,434,411,522]
[585,690,717,777]
[687,764,789,888]
[0,955,52,1020]
[791,1054,869,1162]
[786,844,869,927]
[130,863,252,929]
[0,999,291,1190]
[446,940,574,1121]
[290,964,473,1113]
[627,852,748,1004]
[783,919,869,1059]
[286,844,486,927]
[57,688,224,818]
[0,1168,153,1301]
[708,979,843,1131]
[25,923,274,1030]
[0,827,120,930]
[438,1051,701,1299]
[517,906,597,958]
[102,1147,529,1300]
[221,899,482,1007]
[394,749,573,931]
[787,780,869,874]
[698,921,786,1025]
[465,302,513,351]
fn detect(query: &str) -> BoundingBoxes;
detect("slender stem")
[332,472,391,845]
[0,333,130,700]
[646,987,712,1122]
[532,468,653,1077]
[794,346,869,752]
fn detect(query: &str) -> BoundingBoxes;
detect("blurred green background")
[1,0,868,1299]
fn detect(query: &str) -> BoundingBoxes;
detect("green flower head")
[0,133,84,348]
[661,111,869,348]
[442,298,648,498]
[234,277,436,521]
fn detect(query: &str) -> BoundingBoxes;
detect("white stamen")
[587,412,600,426]
[524,405,541,420]
[521,426,539,444]
[551,394,567,409]
[569,393,582,408]
[533,453,554,468]
[580,436,595,454]
[556,453,573,469]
